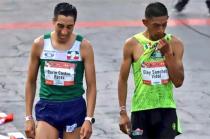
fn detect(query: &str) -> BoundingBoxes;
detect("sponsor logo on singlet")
[43,50,55,58]
[67,51,80,60]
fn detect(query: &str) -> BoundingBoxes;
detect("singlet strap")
[44,33,51,39]
[44,33,83,42]
[76,34,83,42]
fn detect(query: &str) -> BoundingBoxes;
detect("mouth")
[60,35,67,38]
[154,34,165,40]
[57,32,70,42]
[57,36,68,43]
[159,33,166,38]
[59,35,68,41]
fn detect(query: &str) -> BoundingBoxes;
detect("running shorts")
[130,108,181,139]
[35,96,86,133]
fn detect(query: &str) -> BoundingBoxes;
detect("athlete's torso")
[131,32,176,112]
[39,33,85,101]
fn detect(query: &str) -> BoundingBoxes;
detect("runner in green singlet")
[118,2,184,139]
[24,2,96,139]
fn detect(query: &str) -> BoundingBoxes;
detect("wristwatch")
[85,117,95,124]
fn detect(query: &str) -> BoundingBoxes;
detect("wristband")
[119,106,126,115]
[25,115,33,121]
[85,117,95,124]
[120,106,126,111]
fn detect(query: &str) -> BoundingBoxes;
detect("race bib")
[141,61,169,85]
[44,61,76,86]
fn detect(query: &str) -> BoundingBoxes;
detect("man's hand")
[25,120,35,139]
[80,121,92,139]
[119,111,131,135]
[157,39,173,55]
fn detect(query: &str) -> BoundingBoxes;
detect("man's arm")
[81,39,96,119]
[158,36,184,87]
[118,38,136,134]
[25,37,43,138]
[118,39,133,111]
[80,39,96,139]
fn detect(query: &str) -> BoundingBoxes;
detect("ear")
[142,19,148,27]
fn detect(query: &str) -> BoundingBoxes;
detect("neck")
[143,31,154,41]
[51,32,76,51]
[144,31,165,41]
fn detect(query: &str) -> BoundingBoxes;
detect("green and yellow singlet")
[131,32,176,112]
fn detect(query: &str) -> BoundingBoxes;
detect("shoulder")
[80,38,93,50]
[125,37,139,47]
[80,38,94,59]
[123,37,140,52]
[170,35,184,50]
[31,35,44,57]
[123,36,144,57]
[170,35,184,58]
[33,35,44,48]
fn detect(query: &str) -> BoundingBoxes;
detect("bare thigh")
[63,127,81,139]
[35,121,59,139]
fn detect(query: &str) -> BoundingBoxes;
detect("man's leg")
[63,127,81,139]
[174,0,190,12]
[35,121,59,139]
[157,109,180,139]
[131,111,149,139]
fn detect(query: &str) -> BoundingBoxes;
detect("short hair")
[53,2,77,22]
[145,2,168,19]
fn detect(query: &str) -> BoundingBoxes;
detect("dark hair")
[145,2,168,18]
[54,2,77,22]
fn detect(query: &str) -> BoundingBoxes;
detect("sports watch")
[85,117,95,124]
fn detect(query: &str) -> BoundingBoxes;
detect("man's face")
[53,15,75,43]
[144,16,168,41]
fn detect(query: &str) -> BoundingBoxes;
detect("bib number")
[141,61,169,85]
[44,61,76,86]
